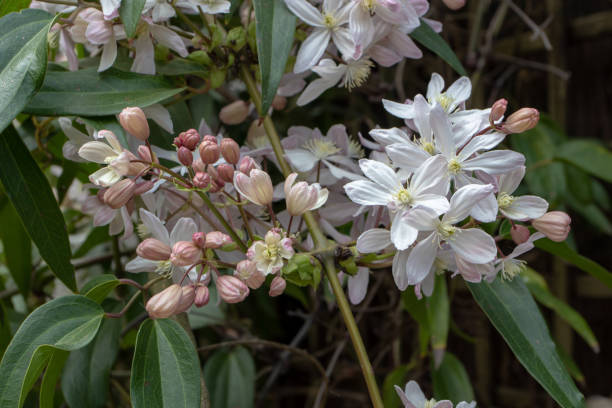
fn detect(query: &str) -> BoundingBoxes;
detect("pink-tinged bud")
[96,188,106,202]
[217,275,249,303]
[179,129,200,151]
[133,180,155,195]
[217,163,234,183]
[284,173,328,216]
[272,95,287,111]
[193,172,211,189]
[206,231,232,249]
[145,284,182,318]
[442,0,465,10]
[220,138,240,165]
[199,140,220,165]
[238,156,259,174]
[137,238,171,261]
[173,136,183,148]
[192,158,205,173]
[269,276,286,297]
[175,285,196,313]
[170,241,201,266]
[119,107,149,141]
[192,232,206,248]
[532,211,571,242]
[219,100,250,125]
[234,169,274,206]
[202,135,217,144]
[103,178,135,209]
[510,224,531,244]
[235,260,265,289]
[137,145,155,163]
[209,179,224,193]
[503,108,540,134]
[489,98,508,124]
[194,285,210,307]
[177,146,193,167]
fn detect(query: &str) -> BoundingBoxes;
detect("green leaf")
[432,352,475,404]
[61,303,121,408]
[555,342,585,384]
[203,346,255,408]
[557,140,612,183]
[382,365,411,408]
[0,201,32,296]
[24,68,184,116]
[0,126,76,291]
[468,277,585,408]
[401,290,430,356]
[0,295,104,407]
[535,238,612,289]
[188,287,225,329]
[410,19,467,76]
[0,9,54,133]
[119,0,145,38]
[253,0,296,114]
[131,319,201,408]
[0,0,32,17]
[427,274,449,367]
[39,349,69,408]
[81,275,120,304]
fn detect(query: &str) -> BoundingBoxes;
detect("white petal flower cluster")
[395,381,476,408]
[346,73,550,297]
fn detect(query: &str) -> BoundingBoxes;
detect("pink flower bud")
[175,285,196,313]
[192,232,206,248]
[137,238,172,261]
[137,145,155,163]
[234,169,274,206]
[103,178,135,209]
[235,260,265,289]
[133,180,154,196]
[192,158,205,173]
[238,156,259,174]
[96,189,106,202]
[173,136,183,148]
[219,100,250,125]
[202,135,217,144]
[284,173,328,216]
[217,163,234,183]
[510,224,531,244]
[206,231,232,249]
[119,107,150,141]
[532,211,571,242]
[216,275,249,303]
[194,285,210,307]
[269,276,286,297]
[193,172,211,189]
[179,129,200,151]
[442,0,466,10]
[209,179,224,193]
[170,241,201,266]
[199,140,220,165]
[489,98,508,124]
[220,138,240,165]
[177,146,193,167]
[272,95,287,111]
[503,108,540,134]
[145,284,182,319]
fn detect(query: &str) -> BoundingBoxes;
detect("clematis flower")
[100,0,121,19]
[78,130,135,186]
[131,22,189,75]
[493,232,545,281]
[247,230,295,275]
[82,191,133,239]
[234,169,274,206]
[394,380,476,408]
[284,0,354,73]
[284,173,329,216]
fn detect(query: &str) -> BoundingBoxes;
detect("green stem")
[240,65,384,408]
[194,190,248,253]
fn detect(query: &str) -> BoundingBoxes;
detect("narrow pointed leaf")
[427,274,449,367]
[0,201,32,296]
[410,19,467,76]
[0,126,76,291]
[119,0,145,38]
[432,352,475,404]
[556,140,612,183]
[203,346,255,408]
[468,277,585,408]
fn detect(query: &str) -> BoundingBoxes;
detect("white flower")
[100,0,121,19]
[345,155,449,250]
[59,117,97,162]
[82,193,133,239]
[126,209,199,282]
[284,0,354,73]
[131,22,189,75]
[78,130,131,186]
[247,230,294,275]
[395,380,476,408]
[494,232,544,281]
[284,173,329,216]
[347,266,370,304]
[185,0,231,14]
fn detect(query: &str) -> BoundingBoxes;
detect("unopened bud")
[219,100,250,125]
[442,0,465,10]
[192,232,206,248]
[216,275,249,303]
[175,285,196,313]
[170,241,201,266]
[103,178,135,209]
[206,231,232,249]
[489,98,508,124]
[238,156,259,174]
[217,163,234,183]
[137,238,172,260]
[202,135,217,144]
[193,172,211,189]
[510,224,530,244]
[234,169,274,206]
[119,107,149,141]
[220,138,240,165]
[269,276,286,297]
[235,260,265,289]
[247,120,266,143]
[179,129,200,151]
[178,146,193,167]
[133,180,155,195]
[192,158,205,173]
[209,179,224,193]
[194,285,210,307]
[503,108,539,134]
[199,141,220,165]
[145,284,182,318]
[272,95,287,111]
[138,145,154,163]
[532,211,571,242]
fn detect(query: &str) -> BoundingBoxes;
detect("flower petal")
[139,208,170,244]
[358,159,400,192]
[426,72,444,100]
[462,150,525,175]
[284,0,324,26]
[294,29,331,73]
[356,228,392,252]
[344,180,393,206]
[405,234,438,285]
[382,99,414,119]
[445,183,494,223]
[285,148,318,172]
[348,267,369,304]
[170,217,198,243]
[501,195,548,221]
[391,211,418,250]
[449,228,496,264]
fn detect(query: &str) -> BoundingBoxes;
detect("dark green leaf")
[253,0,296,114]
[131,319,201,408]
[0,9,54,133]
[24,68,184,116]
[203,346,255,408]
[427,274,449,367]
[555,342,585,384]
[80,116,128,148]
[0,200,32,296]
[410,19,467,76]
[557,140,612,184]
[187,287,225,329]
[401,290,430,355]
[81,275,120,304]
[39,349,69,408]
[0,0,32,17]
[535,239,612,289]
[432,352,475,404]
[0,126,76,291]
[382,365,411,408]
[468,277,585,408]
[0,295,104,407]
[119,0,145,38]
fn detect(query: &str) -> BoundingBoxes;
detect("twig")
[491,53,571,80]
[502,0,553,51]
